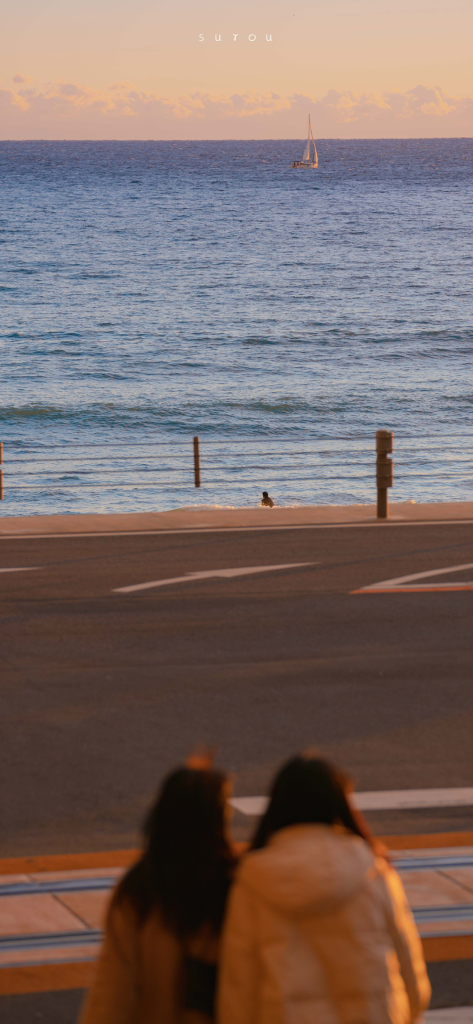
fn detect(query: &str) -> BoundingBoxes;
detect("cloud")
[1,89,30,112]
[1,81,472,139]
[13,74,33,84]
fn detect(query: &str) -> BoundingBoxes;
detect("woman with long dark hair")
[218,755,430,1024]
[81,764,236,1024]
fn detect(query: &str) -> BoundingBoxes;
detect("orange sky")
[2,0,473,138]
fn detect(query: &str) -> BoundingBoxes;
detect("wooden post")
[376,430,393,519]
[0,442,3,500]
[193,436,201,488]
[377,486,388,520]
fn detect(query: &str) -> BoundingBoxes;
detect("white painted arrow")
[113,562,316,594]
[0,566,42,574]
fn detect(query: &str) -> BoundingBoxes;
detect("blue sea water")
[1,138,472,515]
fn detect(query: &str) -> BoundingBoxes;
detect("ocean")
[1,138,472,516]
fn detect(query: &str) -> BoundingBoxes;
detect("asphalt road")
[2,519,473,856]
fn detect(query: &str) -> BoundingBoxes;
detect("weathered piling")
[376,430,393,519]
[193,436,201,488]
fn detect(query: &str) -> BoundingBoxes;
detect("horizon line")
[1,136,472,143]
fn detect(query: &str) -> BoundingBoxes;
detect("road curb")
[3,832,473,876]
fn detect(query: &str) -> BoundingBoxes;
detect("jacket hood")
[238,824,375,917]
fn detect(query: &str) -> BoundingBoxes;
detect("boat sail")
[291,116,318,169]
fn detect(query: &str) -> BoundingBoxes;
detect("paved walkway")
[1,841,473,996]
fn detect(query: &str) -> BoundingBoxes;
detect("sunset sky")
[2,0,473,138]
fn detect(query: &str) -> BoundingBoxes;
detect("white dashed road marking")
[113,562,316,594]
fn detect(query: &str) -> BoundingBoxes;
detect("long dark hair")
[251,755,375,851]
[116,767,236,937]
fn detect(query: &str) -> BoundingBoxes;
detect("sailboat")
[291,115,318,169]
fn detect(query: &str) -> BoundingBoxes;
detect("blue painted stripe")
[0,877,117,897]
[1,909,473,971]
[396,855,473,872]
[0,929,102,953]
[413,905,473,922]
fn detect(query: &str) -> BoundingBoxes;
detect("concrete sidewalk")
[2,500,473,537]
[2,839,473,997]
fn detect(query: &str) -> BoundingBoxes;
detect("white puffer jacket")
[218,824,430,1024]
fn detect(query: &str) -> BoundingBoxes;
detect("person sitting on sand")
[260,491,274,507]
